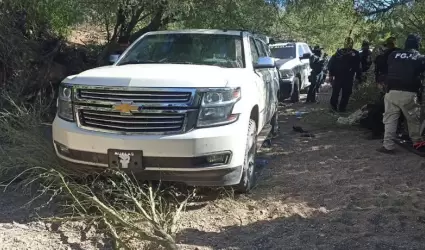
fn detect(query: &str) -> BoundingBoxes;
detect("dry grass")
[0,97,194,250]
[302,77,381,130]
[349,81,381,111]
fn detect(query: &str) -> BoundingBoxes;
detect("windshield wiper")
[118,60,159,66]
[172,61,194,65]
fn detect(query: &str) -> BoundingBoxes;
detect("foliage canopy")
[2,0,424,52]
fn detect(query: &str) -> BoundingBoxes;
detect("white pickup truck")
[52,29,279,192]
[269,42,312,102]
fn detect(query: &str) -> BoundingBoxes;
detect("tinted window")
[255,39,267,57]
[270,44,296,59]
[118,33,245,68]
[250,38,259,64]
[261,41,271,56]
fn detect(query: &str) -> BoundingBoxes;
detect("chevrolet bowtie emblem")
[113,103,139,114]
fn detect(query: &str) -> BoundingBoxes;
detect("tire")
[279,83,290,102]
[290,77,300,103]
[236,119,258,193]
[270,111,279,136]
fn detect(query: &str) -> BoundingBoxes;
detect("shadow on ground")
[177,102,425,250]
[1,97,425,250]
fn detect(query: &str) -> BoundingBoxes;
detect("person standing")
[328,37,362,112]
[374,37,401,86]
[360,40,372,73]
[306,46,325,103]
[317,52,329,93]
[377,34,425,154]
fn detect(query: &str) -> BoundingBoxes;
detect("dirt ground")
[1,99,425,250]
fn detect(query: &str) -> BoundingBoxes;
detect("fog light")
[55,142,70,155]
[205,153,230,164]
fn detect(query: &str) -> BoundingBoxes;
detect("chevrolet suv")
[52,29,280,192]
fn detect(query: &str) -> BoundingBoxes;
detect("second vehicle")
[269,41,312,102]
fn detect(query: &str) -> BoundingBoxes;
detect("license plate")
[107,149,143,169]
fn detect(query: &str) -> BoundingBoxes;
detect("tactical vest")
[386,50,424,93]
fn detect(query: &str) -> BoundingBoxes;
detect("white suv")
[269,42,312,102]
[52,29,280,192]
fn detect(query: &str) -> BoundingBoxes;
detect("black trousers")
[359,103,384,136]
[307,72,323,102]
[316,72,326,93]
[330,78,353,112]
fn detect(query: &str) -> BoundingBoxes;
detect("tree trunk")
[129,7,166,42]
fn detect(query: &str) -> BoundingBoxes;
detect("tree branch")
[361,0,413,16]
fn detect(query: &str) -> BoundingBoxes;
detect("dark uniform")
[328,37,362,112]
[317,53,329,93]
[374,37,401,84]
[378,34,425,154]
[359,41,372,73]
[306,47,325,102]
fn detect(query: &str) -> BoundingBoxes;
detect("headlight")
[197,88,241,127]
[57,83,74,121]
[279,69,295,79]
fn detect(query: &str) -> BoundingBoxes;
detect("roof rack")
[221,29,250,33]
[220,29,273,44]
[270,39,297,44]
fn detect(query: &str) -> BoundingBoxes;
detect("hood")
[63,64,243,88]
[274,58,298,70]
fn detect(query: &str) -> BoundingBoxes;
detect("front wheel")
[290,77,300,103]
[236,119,258,193]
[270,111,279,136]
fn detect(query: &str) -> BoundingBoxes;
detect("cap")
[405,33,422,50]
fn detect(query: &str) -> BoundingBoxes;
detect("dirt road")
[1,102,425,250]
[178,102,425,250]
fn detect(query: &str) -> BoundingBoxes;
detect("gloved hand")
[329,75,335,86]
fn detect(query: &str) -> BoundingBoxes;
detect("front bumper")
[52,116,248,186]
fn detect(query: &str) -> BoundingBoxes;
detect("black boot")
[376,147,395,154]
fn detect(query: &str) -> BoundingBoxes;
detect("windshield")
[270,45,296,59]
[117,33,245,68]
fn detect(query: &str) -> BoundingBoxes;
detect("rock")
[12,221,29,230]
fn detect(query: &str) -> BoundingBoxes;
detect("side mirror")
[300,53,311,60]
[254,56,275,69]
[109,54,121,65]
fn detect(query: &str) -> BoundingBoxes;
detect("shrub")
[0,99,192,250]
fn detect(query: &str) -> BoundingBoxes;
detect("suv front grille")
[77,89,191,103]
[78,109,185,133]
[73,86,199,135]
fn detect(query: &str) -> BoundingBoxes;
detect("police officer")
[306,46,325,103]
[317,52,329,93]
[377,34,425,154]
[360,40,372,73]
[374,37,401,85]
[328,37,362,112]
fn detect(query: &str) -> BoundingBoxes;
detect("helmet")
[405,33,421,50]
